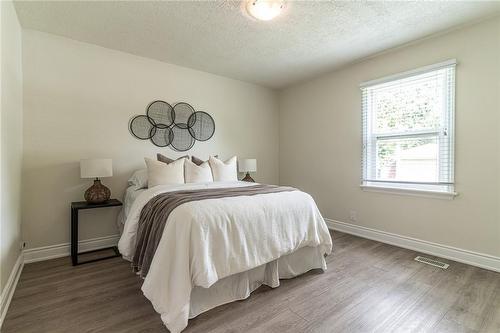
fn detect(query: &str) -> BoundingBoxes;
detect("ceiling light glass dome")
[246,0,285,21]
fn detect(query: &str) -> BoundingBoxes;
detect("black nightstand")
[70,199,123,266]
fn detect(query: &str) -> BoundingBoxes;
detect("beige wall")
[279,18,500,257]
[1,0,23,292]
[22,30,279,249]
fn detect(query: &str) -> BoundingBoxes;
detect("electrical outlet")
[349,210,357,222]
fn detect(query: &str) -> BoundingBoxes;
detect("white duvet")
[118,181,332,333]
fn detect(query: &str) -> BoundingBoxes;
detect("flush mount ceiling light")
[246,0,285,21]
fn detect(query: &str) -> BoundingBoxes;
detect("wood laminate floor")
[3,231,500,333]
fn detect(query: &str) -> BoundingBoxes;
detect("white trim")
[359,59,457,88]
[375,129,441,140]
[360,184,457,200]
[24,234,120,264]
[0,235,120,327]
[0,253,24,329]
[325,219,500,273]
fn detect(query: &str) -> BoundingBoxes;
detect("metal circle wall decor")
[129,100,215,151]
[146,100,174,128]
[188,111,215,141]
[173,102,195,129]
[130,115,155,140]
[171,125,195,151]
[150,126,174,147]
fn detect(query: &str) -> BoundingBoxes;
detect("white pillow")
[144,157,185,188]
[209,156,237,182]
[128,168,148,189]
[185,159,213,183]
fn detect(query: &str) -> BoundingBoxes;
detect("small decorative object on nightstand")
[80,158,113,204]
[71,199,122,266]
[239,158,257,182]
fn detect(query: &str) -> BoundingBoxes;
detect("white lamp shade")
[80,159,113,178]
[238,159,257,173]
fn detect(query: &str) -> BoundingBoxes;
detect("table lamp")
[80,158,113,204]
[238,158,257,182]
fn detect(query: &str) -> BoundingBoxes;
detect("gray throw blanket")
[133,184,297,278]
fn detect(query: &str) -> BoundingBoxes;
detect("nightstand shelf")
[70,199,122,266]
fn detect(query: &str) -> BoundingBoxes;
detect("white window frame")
[360,60,457,199]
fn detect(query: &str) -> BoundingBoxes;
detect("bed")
[118,180,332,333]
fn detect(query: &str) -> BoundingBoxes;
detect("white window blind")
[361,60,456,194]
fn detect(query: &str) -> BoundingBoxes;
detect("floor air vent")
[414,256,449,269]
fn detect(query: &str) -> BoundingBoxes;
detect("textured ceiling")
[14,1,500,89]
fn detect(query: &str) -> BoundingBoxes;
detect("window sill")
[360,185,458,200]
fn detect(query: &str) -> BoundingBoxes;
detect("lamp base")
[241,172,255,182]
[84,179,111,204]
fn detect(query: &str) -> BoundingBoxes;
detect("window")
[361,60,456,196]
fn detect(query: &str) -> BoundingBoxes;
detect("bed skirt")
[188,245,327,319]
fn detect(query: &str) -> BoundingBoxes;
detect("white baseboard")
[0,252,24,329]
[326,219,500,273]
[23,234,120,264]
[0,235,119,328]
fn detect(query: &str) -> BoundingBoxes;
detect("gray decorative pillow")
[157,153,189,164]
[192,155,218,166]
